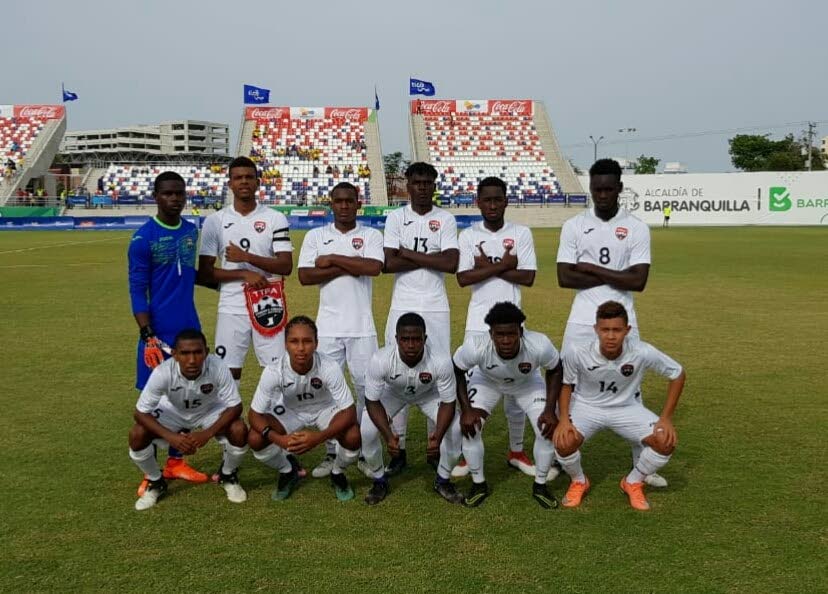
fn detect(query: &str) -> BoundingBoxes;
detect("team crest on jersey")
[244,279,288,337]
[200,383,214,394]
[419,372,433,384]
[621,364,634,377]
[254,220,266,233]
[502,238,515,250]
[615,226,628,240]
[518,362,532,374]
[351,237,364,250]
[429,220,441,232]
[311,377,323,389]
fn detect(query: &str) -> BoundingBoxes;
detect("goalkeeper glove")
[140,325,165,368]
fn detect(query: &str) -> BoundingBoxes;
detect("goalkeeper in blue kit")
[128,171,209,493]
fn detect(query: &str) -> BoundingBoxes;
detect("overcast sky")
[3,0,825,172]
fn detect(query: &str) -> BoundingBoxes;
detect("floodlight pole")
[589,135,604,163]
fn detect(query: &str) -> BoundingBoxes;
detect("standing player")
[247,316,361,501]
[298,182,383,478]
[453,302,562,508]
[128,329,249,510]
[198,156,293,386]
[128,171,208,493]
[453,176,541,479]
[556,158,665,488]
[360,313,464,505]
[553,301,685,510]
[382,162,459,474]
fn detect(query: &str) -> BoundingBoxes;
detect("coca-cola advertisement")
[245,106,289,121]
[324,107,368,122]
[410,99,455,115]
[489,100,533,116]
[12,105,65,120]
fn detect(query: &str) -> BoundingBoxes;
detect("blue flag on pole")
[410,78,436,96]
[244,84,270,104]
[62,83,78,102]
[374,86,380,110]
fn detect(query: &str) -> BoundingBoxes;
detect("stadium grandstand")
[0,105,67,202]
[237,106,387,205]
[408,99,583,205]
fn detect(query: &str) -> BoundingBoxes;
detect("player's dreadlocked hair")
[396,312,426,334]
[152,171,185,194]
[484,302,527,328]
[404,162,438,180]
[596,301,629,324]
[589,158,622,180]
[285,315,318,341]
[174,328,207,348]
[229,156,259,178]
[477,176,507,196]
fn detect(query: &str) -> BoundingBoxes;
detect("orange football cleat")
[562,477,591,508]
[136,476,149,497]
[620,477,651,511]
[163,458,209,483]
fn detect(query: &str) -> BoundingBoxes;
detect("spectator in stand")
[333,165,340,179]
[344,164,354,177]
[326,164,333,175]
[313,165,320,178]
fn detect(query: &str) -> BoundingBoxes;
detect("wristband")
[261,426,272,440]
[140,325,155,342]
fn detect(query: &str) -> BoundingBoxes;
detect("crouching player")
[128,329,249,511]
[248,316,360,501]
[553,301,686,510]
[453,302,563,508]
[361,313,464,505]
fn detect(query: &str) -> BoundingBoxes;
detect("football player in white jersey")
[453,176,542,480]
[128,329,249,511]
[382,162,459,475]
[453,303,563,509]
[553,301,685,511]
[247,316,361,501]
[556,158,666,488]
[298,182,383,478]
[360,313,464,505]
[198,156,293,386]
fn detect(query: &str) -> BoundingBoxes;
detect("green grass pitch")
[0,227,825,592]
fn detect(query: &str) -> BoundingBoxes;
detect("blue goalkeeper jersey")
[128,217,201,339]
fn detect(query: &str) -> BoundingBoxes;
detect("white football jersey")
[136,354,241,422]
[564,339,682,408]
[199,203,293,315]
[458,221,537,333]
[251,352,354,416]
[365,344,455,404]
[557,208,650,327]
[298,223,384,338]
[383,205,459,312]
[453,330,560,391]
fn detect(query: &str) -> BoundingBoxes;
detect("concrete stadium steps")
[364,113,388,205]
[532,101,583,194]
[237,118,255,158]
[409,113,428,163]
[1,117,66,201]
[84,166,108,195]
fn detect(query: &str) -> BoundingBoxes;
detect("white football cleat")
[312,454,335,478]
[135,478,167,511]
[545,463,561,483]
[357,458,374,479]
[218,470,247,503]
[451,459,470,478]
[644,473,668,488]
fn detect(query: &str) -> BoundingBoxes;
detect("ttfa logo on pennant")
[352,237,363,250]
[254,221,266,233]
[615,227,628,240]
[429,220,441,232]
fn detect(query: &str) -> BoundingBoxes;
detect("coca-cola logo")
[250,108,286,120]
[328,108,363,120]
[420,100,453,115]
[17,105,62,119]
[490,100,530,116]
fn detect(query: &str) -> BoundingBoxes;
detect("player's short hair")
[477,176,507,196]
[404,162,438,180]
[228,156,259,178]
[174,328,207,348]
[484,302,526,327]
[153,171,185,193]
[330,181,359,199]
[285,315,318,341]
[589,158,622,180]
[396,312,426,334]
[596,300,629,324]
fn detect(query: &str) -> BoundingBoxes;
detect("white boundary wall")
[577,171,828,225]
